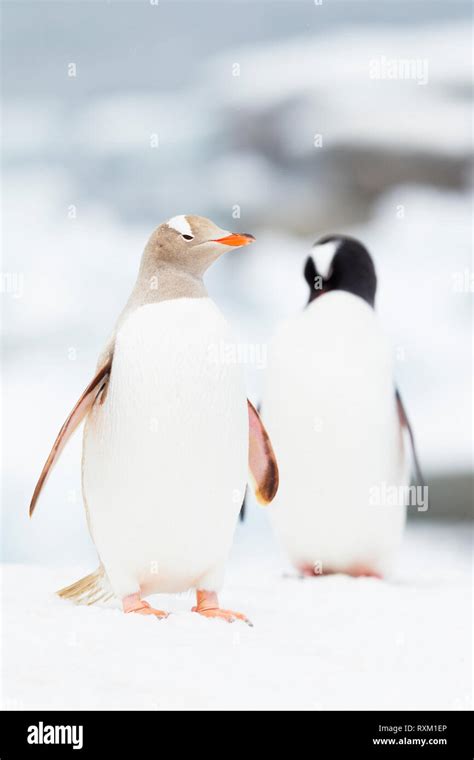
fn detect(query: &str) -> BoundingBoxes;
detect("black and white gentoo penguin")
[261,234,422,579]
[30,215,279,623]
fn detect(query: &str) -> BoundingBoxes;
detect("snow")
[2,516,472,711]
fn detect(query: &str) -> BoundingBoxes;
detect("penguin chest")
[263,292,407,571]
[83,298,248,592]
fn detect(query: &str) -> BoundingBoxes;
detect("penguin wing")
[247,400,279,505]
[29,358,112,516]
[396,388,425,486]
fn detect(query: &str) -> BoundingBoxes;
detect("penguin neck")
[129,261,208,308]
[100,264,209,368]
[331,271,376,308]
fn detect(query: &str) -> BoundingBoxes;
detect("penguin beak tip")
[212,233,256,247]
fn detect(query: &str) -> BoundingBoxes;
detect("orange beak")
[212,233,255,247]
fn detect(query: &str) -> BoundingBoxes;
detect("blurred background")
[2,0,472,565]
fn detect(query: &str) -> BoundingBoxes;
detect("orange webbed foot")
[192,590,252,626]
[192,605,252,625]
[123,594,169,619]
[346,564,382,579]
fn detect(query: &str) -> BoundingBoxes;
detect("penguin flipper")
[396,388,425,486]
[247,400,279,505]
[29,359,112,516]
[240,400,263,520]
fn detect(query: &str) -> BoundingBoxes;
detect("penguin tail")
[56,565,115,606]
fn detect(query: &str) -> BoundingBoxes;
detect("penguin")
[261,234,423,579]
[30,215,279,623]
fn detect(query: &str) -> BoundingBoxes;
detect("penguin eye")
[182,234,194,241]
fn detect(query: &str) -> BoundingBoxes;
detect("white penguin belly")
[262,292,408,575]
[82,298,248,597]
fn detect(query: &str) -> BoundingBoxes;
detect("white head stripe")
[167,215,193,236]
[311,240,339,279]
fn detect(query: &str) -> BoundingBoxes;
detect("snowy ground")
[1,515,472,711]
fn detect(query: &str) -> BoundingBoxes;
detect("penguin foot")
[122,593,169,619]
[192,590,252,626]
[193,607,251,625]
[297,564,382,579]
[346,564,382,579]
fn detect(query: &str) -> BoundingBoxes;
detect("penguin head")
[304,235,377,307]
[143,215,255,275]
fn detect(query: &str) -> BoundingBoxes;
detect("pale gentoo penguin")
[261,235,422,578]
[30,215,279,623]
